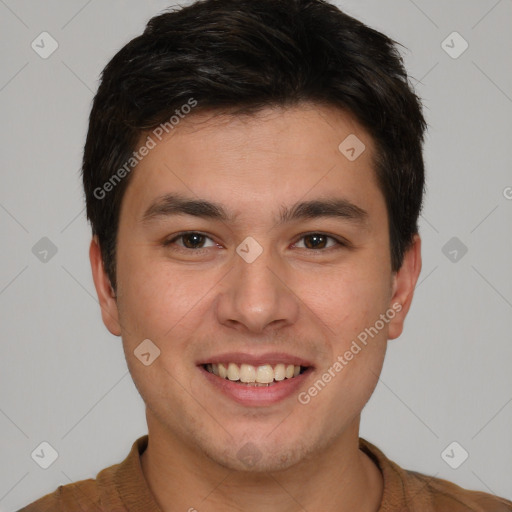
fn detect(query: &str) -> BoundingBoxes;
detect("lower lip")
[199,366,313,406]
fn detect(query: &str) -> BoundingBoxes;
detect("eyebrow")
[140,193,368,227]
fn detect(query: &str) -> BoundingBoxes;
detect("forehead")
[148,104,374,164]
[120,104,383,223]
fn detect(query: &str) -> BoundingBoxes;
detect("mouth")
[198,355,314,406]
[202,362,309,386]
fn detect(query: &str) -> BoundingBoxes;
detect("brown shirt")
[18,435,512,512]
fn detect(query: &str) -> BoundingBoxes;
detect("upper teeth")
[206,363,302,383]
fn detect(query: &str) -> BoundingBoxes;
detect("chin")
[213,444,307,473]
[198,428,323,473]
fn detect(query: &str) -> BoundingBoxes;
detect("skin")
[90,103,422,512]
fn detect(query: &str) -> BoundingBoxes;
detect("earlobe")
[387,234,422,340]
[89,236,122,336]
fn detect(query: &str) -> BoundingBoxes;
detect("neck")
[140,416,383,512]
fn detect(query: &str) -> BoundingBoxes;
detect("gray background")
[1,0,511,510]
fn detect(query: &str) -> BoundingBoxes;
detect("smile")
[203,363,308,386]
[198,353,314,405]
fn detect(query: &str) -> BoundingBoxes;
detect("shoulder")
[404,469,512,512]
[16,478,101,511]
[359,438,512,512]
[17,436,147,511]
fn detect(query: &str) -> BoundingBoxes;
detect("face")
[91,104,421,472]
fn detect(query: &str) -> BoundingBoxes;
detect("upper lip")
[197,352,314,368]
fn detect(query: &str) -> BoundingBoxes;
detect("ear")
[387,234,422,340]
[89,236,122,336]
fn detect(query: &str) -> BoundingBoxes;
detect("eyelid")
[291,231,349,250]
[163,231,349,251]
[163,231,218,249]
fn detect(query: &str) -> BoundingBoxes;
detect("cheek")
[116,248,210,343]
[299,263,391,332]
[296,263,390,397]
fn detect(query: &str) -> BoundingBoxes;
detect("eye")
[293,233,345,250]
[162,231,348,253]
[163,232,218,250]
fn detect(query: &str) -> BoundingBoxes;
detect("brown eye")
[294,233,342,250]
[304,234,328,249]
[164,232,216,250]
[181,233,206,249]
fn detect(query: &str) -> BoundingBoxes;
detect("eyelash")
[162,231,349,253]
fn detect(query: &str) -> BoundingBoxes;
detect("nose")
[215,246,300,335]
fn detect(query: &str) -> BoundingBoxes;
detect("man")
[19,0,512,510]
